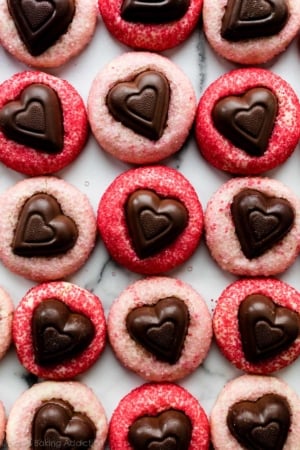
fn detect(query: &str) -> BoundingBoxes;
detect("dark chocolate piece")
[8,0,75,56]
[128,409,192,450]
[126,189,188,258]
[13,193,78,257]
[221,0,288,41]
[121,0,190,24]
[231,188,294,259]
[126,297,189,364]
[32,298,95,365]
[32,399,96,450]
[0,84,63,153]
[107,70,170,141]
[227,394,290,450]
[212,87,277,156]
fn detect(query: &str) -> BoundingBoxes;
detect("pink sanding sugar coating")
[210,374,300,449]
[13,281,107,380]
[97,166,204,274]
[213,278,300,374]
[88,52,197,164]
[195,68,300,175]
[0,71,88,176]
[109,383,210,449]
[0,286,14,362]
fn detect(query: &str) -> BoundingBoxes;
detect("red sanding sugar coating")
[109,383,210,449]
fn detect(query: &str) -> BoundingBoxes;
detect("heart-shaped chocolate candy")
[13,193,78,257]
[231,188,294,259]
[221,0,288,41]
[8,0,75,55]
[121,0,190,23]
[212,87,277,156]
[126,297,189,363]
[107,70,170,141]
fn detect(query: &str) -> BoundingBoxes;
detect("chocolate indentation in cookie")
[221,0,288,41]
[13,193,78,257]
[227,393,290,450]
[212,87,277,156]
[128,409,192,450]
[32,399,96,450]
[8,0,75,56]
[0,84,64,153]
[231,188,294,259]
[32,299,95,365]
[121,0,190,24]
[126,297,189,364]
[126,189,188,258]
[238,294,299,363]
[107,70,170,141]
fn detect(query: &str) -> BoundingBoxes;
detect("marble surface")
[1,10,300,449]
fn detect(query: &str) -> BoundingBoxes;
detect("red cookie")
[97,166,204,274]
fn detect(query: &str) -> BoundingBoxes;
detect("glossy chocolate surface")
[121,0,190,24]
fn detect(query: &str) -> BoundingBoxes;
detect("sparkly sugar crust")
[0,177,97,282]
[109,383,210,449]
[203,0,300,64]
[195,68,300,175]
[13,281,106,380]
[6,381,108,449]
[99,0,203,51]
[210,374,300,450]
[88,52,197,164]
[97,166,204,274]
[204,177,300,276]
[0,0,97,68]
[213,278,300,374]
[0,286,14,362]
[0,71,88,176]
[108,276,212,381]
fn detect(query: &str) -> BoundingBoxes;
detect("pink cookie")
[204,177,300,276]
[99,0,202,51]
[97,166,203,274]
[0,176,97,282]
[6,380,108,449]
[0,287,14,362]
[213,278,300,374]
[108,276,212,381]
[211,374,300,450]
[0,71,88,176]
[195,68,300,175]
[109,383,210,449]
[0,0,97,68]
[88,52,196,164]
[203,0,300,65]
[13,281,106,380]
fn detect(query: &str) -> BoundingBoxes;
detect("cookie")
[195,68,300,175]
[6,380,108,449]
[88,52,196,164]
[109,383,210,449]
[0,0,97,68]
[97,166,204,274]
[203,0,300,65]
[0,286,14,362]
[210,374,300,449]
[204,176,300,276]
[0,71,88,176]
[0,176,96,282]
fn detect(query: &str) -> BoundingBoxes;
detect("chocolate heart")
[238,294,299,362]
[126,297,189,364]
[13,193,78,257]
[107,70,170,141]
[126,189,188,258]
[128,409,192,450]
[231,188,294,259]
[8,0,75,56]
[212,87,278,156]
[121,0,190,23]
[32,399,96,450]
[227,394,290,450]
[0,84,64,153]
[221,0,288,41]
[32,299,95,365]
